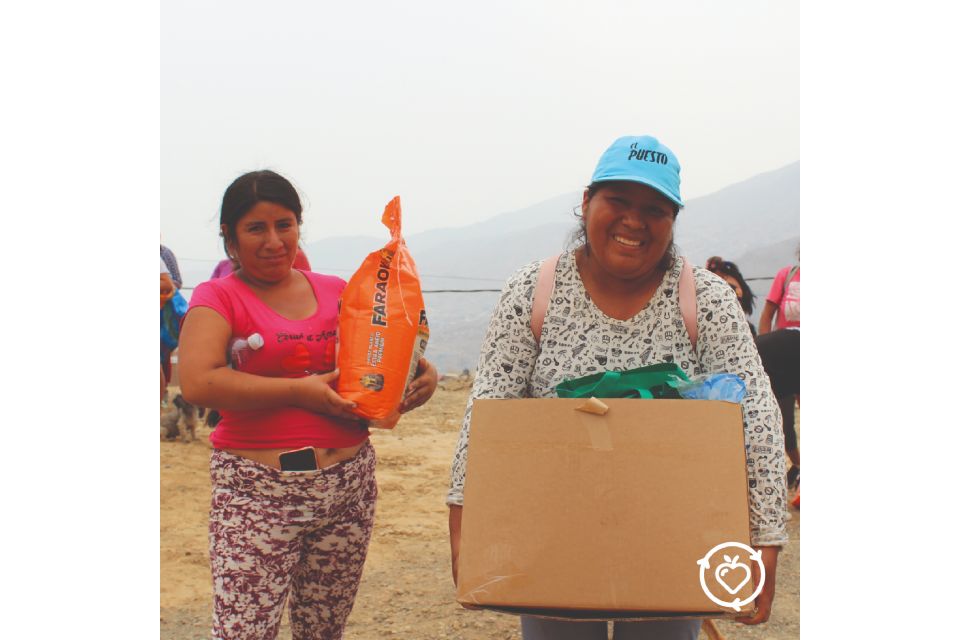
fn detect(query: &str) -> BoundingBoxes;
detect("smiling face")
[223,201,300,285]
[581,181,677,281]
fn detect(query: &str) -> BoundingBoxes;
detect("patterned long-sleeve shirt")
[447,251,788,547]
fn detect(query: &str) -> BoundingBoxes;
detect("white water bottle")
[229,333,264,369]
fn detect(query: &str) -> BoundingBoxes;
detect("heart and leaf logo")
[696,542,765,611]
[715,554,751,595]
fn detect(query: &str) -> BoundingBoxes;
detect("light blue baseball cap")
[590,135,683,208]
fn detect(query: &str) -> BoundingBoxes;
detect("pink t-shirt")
[209,259,236,280]
[187,270,370,449]
[766,265,800,330]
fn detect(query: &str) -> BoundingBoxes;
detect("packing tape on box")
[576,410,613,451]
[575,397,609,415]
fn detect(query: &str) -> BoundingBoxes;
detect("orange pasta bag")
[336,196,429,429]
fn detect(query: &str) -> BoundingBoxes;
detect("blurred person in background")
[160,256,189,401]
[759,249,799,334]
[757,248,800,493]
[161,257,174,400]
[161,240,183,289]
[706,256,758,336]
[161,242,184,393]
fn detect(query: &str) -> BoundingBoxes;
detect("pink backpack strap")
[531,255,560,344]
[679,256,698,353]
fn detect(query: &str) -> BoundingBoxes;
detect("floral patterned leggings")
[208,443,378,640]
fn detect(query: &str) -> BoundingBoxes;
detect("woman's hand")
[293,369,362,420]
[735,545,779,625]
[400,358,438,413]
[448,505,482,609]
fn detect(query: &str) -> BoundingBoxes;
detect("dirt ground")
[161,387,799,639]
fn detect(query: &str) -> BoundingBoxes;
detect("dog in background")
[161,393,199,443]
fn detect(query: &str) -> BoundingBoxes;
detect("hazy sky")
[157,0,799,270]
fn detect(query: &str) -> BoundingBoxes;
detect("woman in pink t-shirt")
[178,170,437,639]
[759,263,800,332]
[757,253,801,493]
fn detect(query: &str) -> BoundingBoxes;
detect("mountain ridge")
[179,162,800,373]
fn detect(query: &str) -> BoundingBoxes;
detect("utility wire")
[177,286,501,293]
[175,258,780,284]
[177,258,504,284]
[179,279,779,294]
[422,289,501,293]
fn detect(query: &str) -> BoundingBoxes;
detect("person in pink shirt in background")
[760,254,799,332]
[757,247,800,496]
[208,257,237,280]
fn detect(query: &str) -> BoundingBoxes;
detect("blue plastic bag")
[677,373,746,403]
[161,290,189,352]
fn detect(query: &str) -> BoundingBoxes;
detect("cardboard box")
[457,398,755,619]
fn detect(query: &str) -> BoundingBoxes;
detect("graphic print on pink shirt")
[766,266,800,330]
[781,280,800,326]
[281,343,313,373]
[230,327,337,378]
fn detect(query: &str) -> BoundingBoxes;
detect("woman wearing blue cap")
[446,136,787,639]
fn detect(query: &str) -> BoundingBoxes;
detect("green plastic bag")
[555,363,690,400]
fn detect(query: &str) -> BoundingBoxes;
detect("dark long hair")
[706,256,756,315]
[568,182,680,272]
[219,170,303,257]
